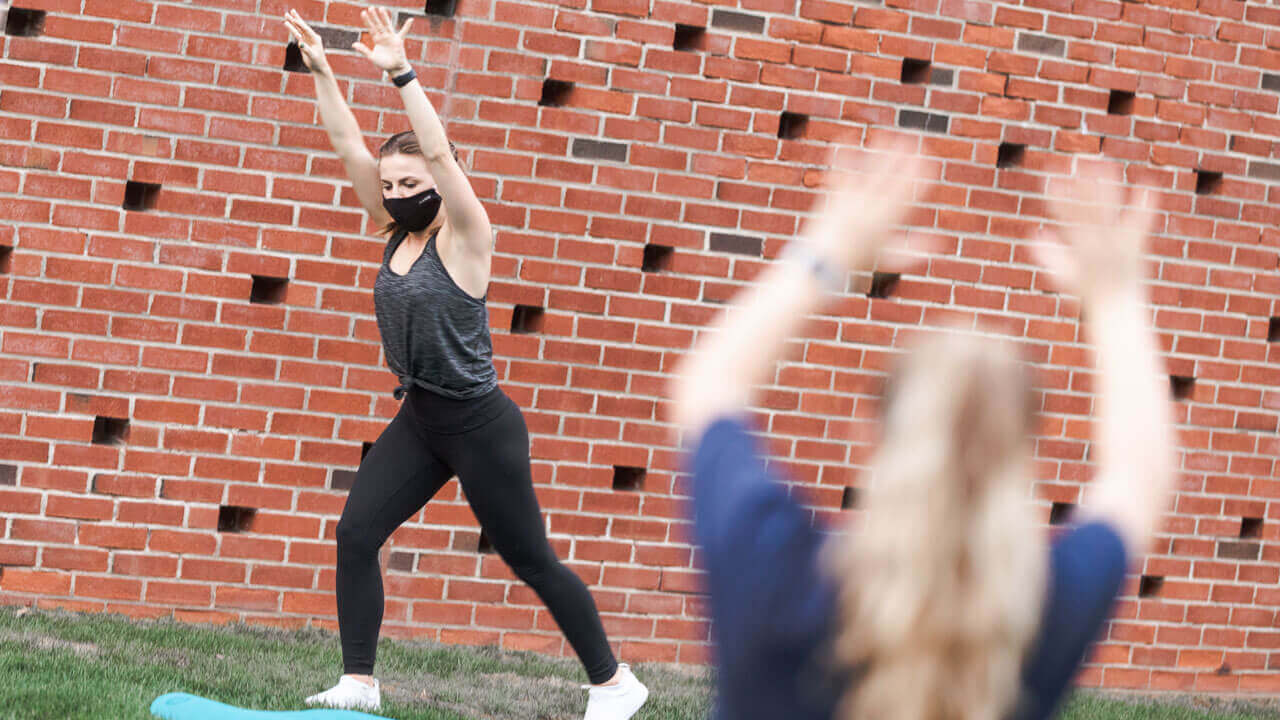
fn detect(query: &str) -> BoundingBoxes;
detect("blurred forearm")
[1083,290,1176,554]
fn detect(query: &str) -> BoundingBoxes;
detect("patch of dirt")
[1090,690,1280,718]
[381,669,582,720]
[147,647,193,669]
[0,630,100,658]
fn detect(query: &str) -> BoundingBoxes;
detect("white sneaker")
[305,675,381,711]
[583,663,648,720]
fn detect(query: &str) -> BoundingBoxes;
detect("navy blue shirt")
[689,416,1129,720]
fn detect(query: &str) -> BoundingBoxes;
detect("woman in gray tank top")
[284,8,648,719]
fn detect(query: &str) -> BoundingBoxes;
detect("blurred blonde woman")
[672,140,1174,720]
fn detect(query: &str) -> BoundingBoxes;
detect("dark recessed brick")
[4,8,46,37]
[217,505,256,533]
[1108,89,1135,115]
[123,181,161,211]
[709,232,762,257]
[674,24,706,52]
[900,57,931,84]
[572,138,628,162]
[1268,317,1280,342]
[1169,375,1195,401]
[1194,169,1222,195]
[711,9,765,34]
[0,245,12,275]
[1016,32,1065,56]
[0,464,16,486]
[283,42,309,73]
[928,68,954,86]
[92,416,129,445]
[250,275,288,305]
[612,466,646,491]
[511,304,545,334]
[477,530,495,553]
[539,79,573,107]
[1240,517,1263,538]
[867,271,900,299]
[841,486,859,509]
[997,142,1026,168]
[778,111,807,140]
[1049,502,1074,525]
[361,442,374,461]
[1138,575,1163,597]
[1262,73,1280,92]
[642,244,674,273]
[425,0,459,17]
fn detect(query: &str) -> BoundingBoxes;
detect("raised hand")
[1031,160,1157,306]
[352,6,413,76]
[805,137,932,275]
[282,9,331,76]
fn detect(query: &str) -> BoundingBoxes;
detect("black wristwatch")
[391,67,417,87]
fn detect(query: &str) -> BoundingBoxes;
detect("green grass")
[0,605,1275,720]
[1061,695,1278,720]
[0,606,707,720]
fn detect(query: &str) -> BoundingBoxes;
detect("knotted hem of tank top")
[393,376,414,400]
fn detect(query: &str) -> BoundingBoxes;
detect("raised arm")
[1031,162,1175,556]
[284,10,392,227]
[352,7,491,256]
[672,140,931,440]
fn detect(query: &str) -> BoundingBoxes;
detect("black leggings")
[334,385,618,684]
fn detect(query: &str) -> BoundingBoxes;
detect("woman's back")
[688,415,1128,720]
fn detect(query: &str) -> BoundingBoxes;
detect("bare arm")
[1084,292,1175,555]
[673,141,930,439]
[1032,166,1175,556]
[284,10,392,227]
[353,8,491,256]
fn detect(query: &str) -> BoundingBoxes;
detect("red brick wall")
[1,0,1277,695]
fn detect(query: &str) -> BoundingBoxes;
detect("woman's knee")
[509,552,571,589]
[335,516,380,561]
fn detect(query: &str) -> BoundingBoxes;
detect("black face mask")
[383,188,442,233]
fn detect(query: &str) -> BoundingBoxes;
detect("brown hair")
[377,131,460,236]
[828,330,1048,720]
[378,130,459,163]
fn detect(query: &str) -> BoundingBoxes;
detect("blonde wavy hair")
[827,331,1048,720]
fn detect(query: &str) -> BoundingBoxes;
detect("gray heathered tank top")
[373,228,498,400]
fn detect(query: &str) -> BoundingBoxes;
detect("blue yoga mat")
[150,693,387,720]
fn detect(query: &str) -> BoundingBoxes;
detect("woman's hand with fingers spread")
[1031,160,1157,307]
[352,6,414,76]
[282,9,331,77]
[805,137,932,275]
